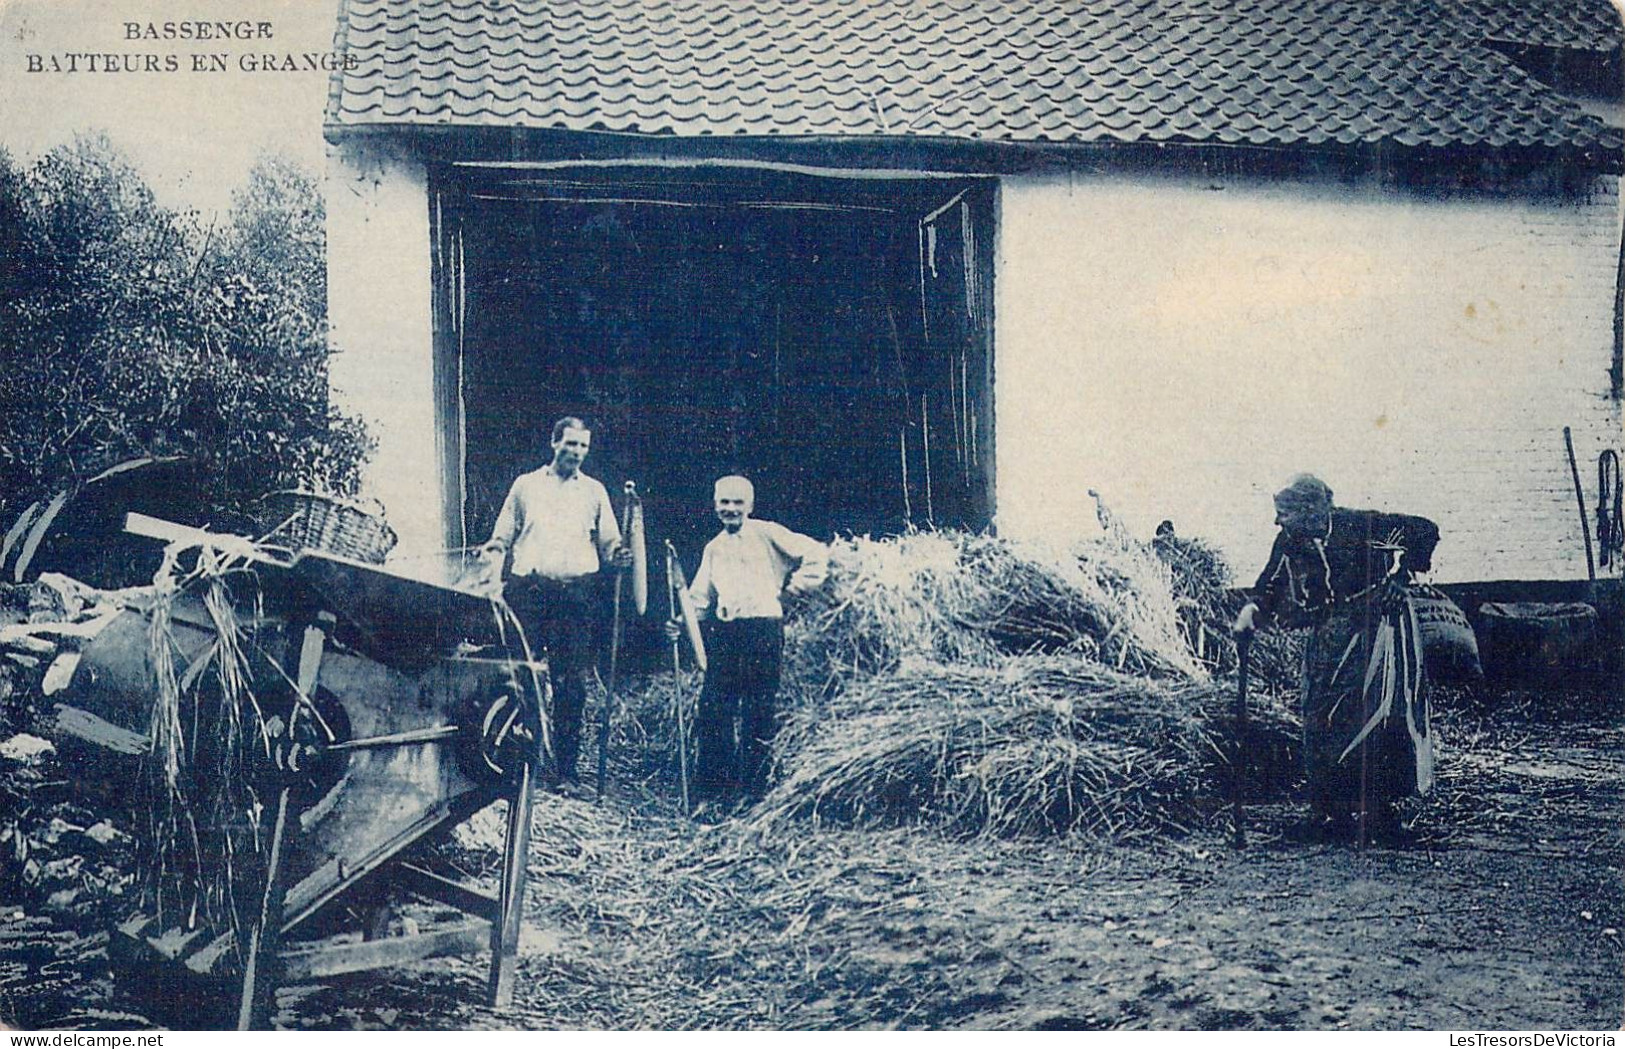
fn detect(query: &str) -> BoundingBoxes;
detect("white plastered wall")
[995,169,1623,583]
[324,138,444,558]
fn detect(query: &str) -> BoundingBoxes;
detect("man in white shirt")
[675,475,827,808]
[485,416,630,784]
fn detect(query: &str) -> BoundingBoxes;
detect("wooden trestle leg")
[488,753,533,1007]
[237,784,293,1030]
[238,615,330,1029]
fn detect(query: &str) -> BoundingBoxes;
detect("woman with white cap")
[1233,474,1438,843]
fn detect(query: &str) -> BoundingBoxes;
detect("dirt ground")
[2,691,1620,1032]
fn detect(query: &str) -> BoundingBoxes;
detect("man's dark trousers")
[505,576,596,781]
[695,617,783,802]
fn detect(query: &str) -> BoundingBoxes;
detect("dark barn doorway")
[431,165,994,616]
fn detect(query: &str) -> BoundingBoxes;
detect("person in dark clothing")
[1232,474,1438,842]
[670,475,827,810]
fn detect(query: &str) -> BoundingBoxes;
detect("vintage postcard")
[0,0,1621,1034]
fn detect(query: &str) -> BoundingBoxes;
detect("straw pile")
[1151,531,1306,692]
[759,655,1220,839]
[784,530,1204,692]
[613,520,1303,842]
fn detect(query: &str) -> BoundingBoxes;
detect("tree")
[0,135,370,520]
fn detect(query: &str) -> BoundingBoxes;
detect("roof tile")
[328,0,1624,156]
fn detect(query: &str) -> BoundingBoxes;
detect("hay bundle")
[755,653,1295,840]
[1153,531,1306,692]
[1154,532,1235,670]
[783,532,1001,693]
[956,533,1198,677]
[786,530,1202,698]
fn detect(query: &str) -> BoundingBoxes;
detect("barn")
[321,0,1624,589]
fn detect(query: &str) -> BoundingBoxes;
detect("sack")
[1411,584,1483,683]
[1477,601,1598,679]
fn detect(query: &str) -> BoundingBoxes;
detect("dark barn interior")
[435,167,995,603]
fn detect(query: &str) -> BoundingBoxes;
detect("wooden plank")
[488,759,533,1007]
[53,703,150,755]
[1,610,122,645]
[391,863,499,923]
[281,788,493,933]
[123,512,266,560]
[107,916,159,967]
[116,914,155,939]
[108,921,210,968]
[278,921,490,981]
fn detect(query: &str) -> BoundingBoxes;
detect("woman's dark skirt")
[1300,594,1435,819]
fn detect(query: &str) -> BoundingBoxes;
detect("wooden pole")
[1231,634,1250,850]
[1565,427,1597,582]
[597,482,636,799]
[667,545,691,815]
[597,577,624,799]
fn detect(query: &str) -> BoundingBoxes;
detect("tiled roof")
[1451,0,1622,53]
[326,0,1623,155]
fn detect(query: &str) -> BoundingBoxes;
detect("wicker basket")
[253,490,397,565]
